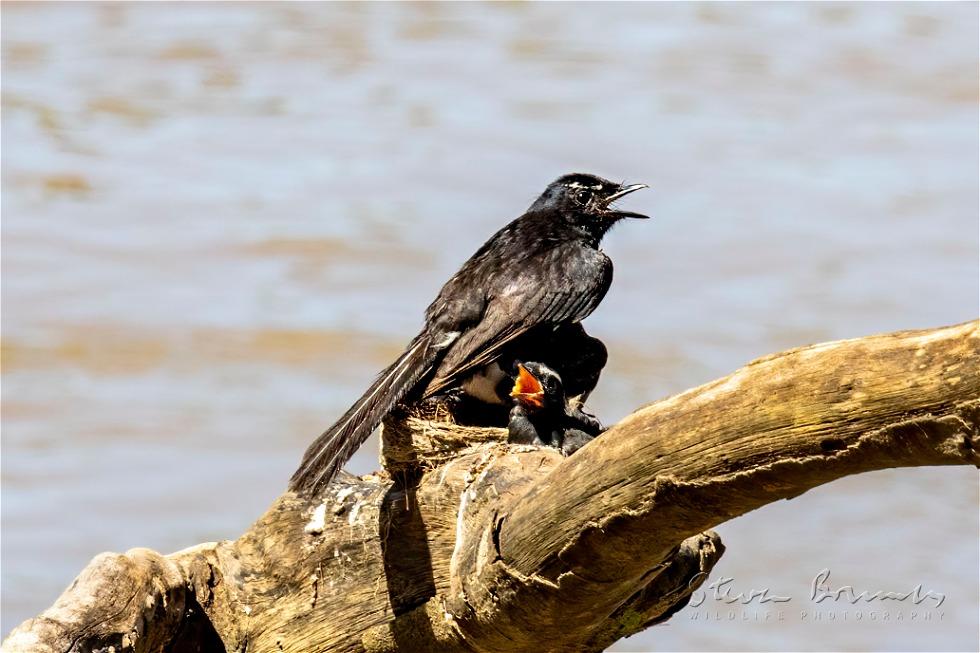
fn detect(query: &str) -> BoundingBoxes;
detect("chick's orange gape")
[511,364,544,408]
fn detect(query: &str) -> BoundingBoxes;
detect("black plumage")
[492,322,608,403]
[507,362,604,456]
[289,173,647,494]
[436,322,609,428]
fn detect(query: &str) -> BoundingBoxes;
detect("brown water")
[2,3,978,650]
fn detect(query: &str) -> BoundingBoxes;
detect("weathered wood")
[4,321,978,653]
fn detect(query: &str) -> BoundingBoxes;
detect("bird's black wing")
[423,246,612,398]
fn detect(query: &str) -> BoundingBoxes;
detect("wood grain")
[4,321,977,653]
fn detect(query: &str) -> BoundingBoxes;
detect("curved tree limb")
[4,321,978,653]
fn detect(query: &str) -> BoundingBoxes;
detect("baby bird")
[507,362,604,456]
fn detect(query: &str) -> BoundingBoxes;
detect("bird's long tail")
[289,332,437,495]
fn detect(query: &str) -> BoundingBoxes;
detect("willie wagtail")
[290,173,647,494]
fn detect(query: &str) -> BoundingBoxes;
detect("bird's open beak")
[605,183,648,203]
[511,364,544,408]
[604,183,650,219]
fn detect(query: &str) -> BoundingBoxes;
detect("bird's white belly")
[461,362,508,405]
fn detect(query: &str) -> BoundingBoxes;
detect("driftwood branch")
[4,321,978,652]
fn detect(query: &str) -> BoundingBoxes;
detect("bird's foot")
[569,405,604,436]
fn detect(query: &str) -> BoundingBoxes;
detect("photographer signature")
[688,569,946,607]
[810,568,945,607]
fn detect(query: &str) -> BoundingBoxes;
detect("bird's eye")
[575,189,592,205]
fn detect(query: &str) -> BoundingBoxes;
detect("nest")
[380,402,508,476]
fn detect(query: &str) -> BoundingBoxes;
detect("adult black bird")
[290,173,648,494]
[508,362,604,456]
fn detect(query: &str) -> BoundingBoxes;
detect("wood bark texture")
[4,320,978,653]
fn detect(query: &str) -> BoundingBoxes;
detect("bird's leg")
[566,399,604,436]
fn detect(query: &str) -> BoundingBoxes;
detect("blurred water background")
[2,2,977,650]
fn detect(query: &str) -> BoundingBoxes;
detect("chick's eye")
[575,189,592,205]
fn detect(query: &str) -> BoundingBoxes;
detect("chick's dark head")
[510,362,565,412]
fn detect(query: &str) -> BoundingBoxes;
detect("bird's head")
[528,173,649,236]
[510,362,564,412]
